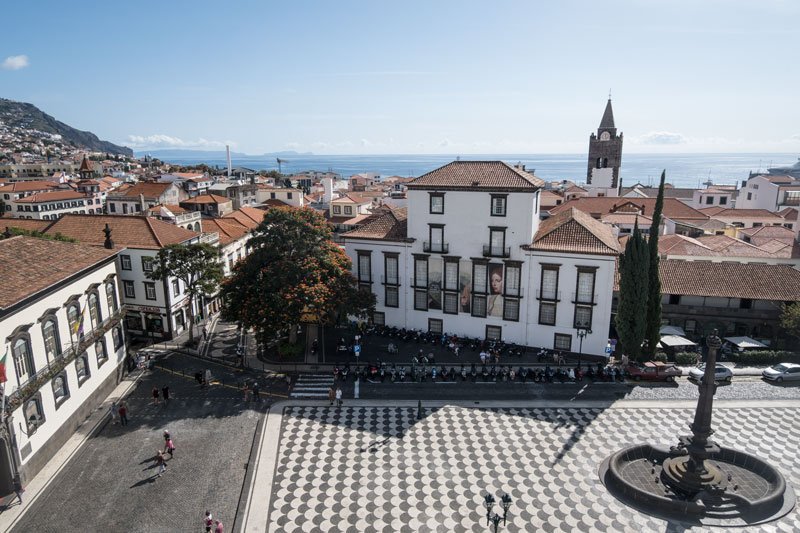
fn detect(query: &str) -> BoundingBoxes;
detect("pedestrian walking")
[204,511,213,533]
[243,382,250,403]
[214,519,224,533]
[202,326,209,341]
[118,402,129,426]
[152,386,160,405]
[328,386,335,406]
[155,450,167,477]
[162,385,170,405]
[252,381,261,402]
[12,476,24,505]
[335,387,343,407]
[109,400,118,424]
[205,369,213,387]
[164,435,175,459]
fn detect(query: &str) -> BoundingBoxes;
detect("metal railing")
[482,245,511,258]
[423,241,449,254]
[536,290,561,301]
[571,293,598,305]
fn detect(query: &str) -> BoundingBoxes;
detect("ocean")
[158,153,799,189]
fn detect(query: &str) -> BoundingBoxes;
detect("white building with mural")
[342,161,619,355]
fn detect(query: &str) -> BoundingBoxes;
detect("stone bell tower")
[586,98,623,192]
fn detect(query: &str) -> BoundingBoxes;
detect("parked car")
[762,363,800,383]
[688,364,733,383]
[626,361,682,382]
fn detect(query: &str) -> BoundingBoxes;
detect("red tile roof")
[342,207,408,241]
[107,182,174,199]
[530,207,620,256]
[43,214,198,249]
[0,236,118,310]
[1,218,51,233]
[0,181,59,194]
[221,207,268,230]
[703,208,783,220]
[180,194,231,205]
[407,161,544,191]
[201,218,250,246]
[551,197,708,221]
[15,190,87,203]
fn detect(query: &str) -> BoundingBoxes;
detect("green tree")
[644,170,666,357]
[221,206,375,348]
[616,220,650,361]
[148,243,224,344]
[780,302,800,341]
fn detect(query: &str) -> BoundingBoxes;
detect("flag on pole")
[74,303,87,337]
[0,345,8,384]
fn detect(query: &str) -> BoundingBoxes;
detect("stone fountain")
[600,330,795,526]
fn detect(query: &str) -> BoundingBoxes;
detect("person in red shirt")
[214,519,223,533]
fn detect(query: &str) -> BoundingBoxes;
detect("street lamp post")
[483,494,495,526]
[489,513,502,533]
[576,328,591,368]
[500,493,512,525]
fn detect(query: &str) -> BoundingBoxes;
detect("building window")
[106,282,118,312]
[383,254,399,285]
[144,282,157,301]
[486,228,507,257]
[719,196,728,205]
[52,372,70,407]
[746,192,752,201]
[42,318,61,360]
[344,206,353,215]
[739,298,752,309]
[486,325,502,340]
[574,305,593,329]
[414,256,428,288]
[113,326,124,350]
[357,251,372,284]
[490,195,507,217]
[385,286,399,307]
[287,192,293,199]
[443,260,459,291]
[174,310,185,332]
[426,224,446,253]
[120,254,132,270]
[503,298,520,321]
[24,396,45,433]
[270,192,276,199]
[684,319,697,334]
[539,265,560,301]
[539,302,556,326]
[668,294,681,305]
[504,264,521,297]
[75,353,91,385]
[88,292,102,327]
[443,292,459,314]
[705,196,714,205]
[471,295,487,318]
[428,318,443,334]
[142,256,154,272]
[123,280,136,299]
[172,279,180,297]
[95,338,108,366]
[67,303,81,337]
[12,337,35,381]
[333,205,341,214]
[554,333,572,351]
[429,193,444,214]
[575,268,596,304]
[414,289,428,311]
[372,312,385,326]
[473,262,487,294]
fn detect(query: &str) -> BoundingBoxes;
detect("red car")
[625,361,682,382]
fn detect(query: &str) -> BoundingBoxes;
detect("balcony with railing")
[503,287,525,298]
[423,241,449,254]
[409,276,428,289]
[536,290,561,301]
[199,231,220,245]
[4,306,126,413]
[380,275,401,286]
[482,245,511,258]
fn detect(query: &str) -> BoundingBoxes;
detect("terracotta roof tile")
[342,207,408,241]
[551,197,708,221]
[0,236,118,310]
[531,208,620,256]
[0,181,59,194]
[107,182,174,199]
[704,208,783,220]
[221,207,268,230]
[654,260,800,301]
[778,207,799,221]
[43,214,198,249]
[15,190,87,203]
[407,161,544,191]
[180,194,231,205]
[1,218,51,233]
[201,218,250,246]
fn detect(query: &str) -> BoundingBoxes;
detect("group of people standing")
[327,387,343,407]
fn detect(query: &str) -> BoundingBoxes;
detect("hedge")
[675,352,700,365]
[730,350,796,365]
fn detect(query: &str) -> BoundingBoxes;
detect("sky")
[2,0,799,155]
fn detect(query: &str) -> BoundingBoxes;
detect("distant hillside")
[137,149,313,159]
[0,98,133,156]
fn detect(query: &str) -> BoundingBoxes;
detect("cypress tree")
[615,220,650,361]
[644,170,666,358]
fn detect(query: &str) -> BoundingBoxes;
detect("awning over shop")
[724,336,767,350]
[659,325,686,337]
[659,334,697,348]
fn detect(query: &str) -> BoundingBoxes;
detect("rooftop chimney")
[103,224,114,249]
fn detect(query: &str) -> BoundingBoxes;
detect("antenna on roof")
[456,156,461,162]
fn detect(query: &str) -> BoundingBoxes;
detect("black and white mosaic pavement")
[268,405,800,532]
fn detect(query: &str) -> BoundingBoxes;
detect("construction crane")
[276,158,288,174]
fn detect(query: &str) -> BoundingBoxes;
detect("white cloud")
[792,133,800,141]
[360,138,372,147]
[637,131,687,145]
[439,138,453,147]
[2,55,29,70]
[126,134,233,150]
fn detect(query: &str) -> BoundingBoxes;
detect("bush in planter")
[675,352,700,365]
[653,352,668,363]
[731,350,794,365]
[277,341,303,359]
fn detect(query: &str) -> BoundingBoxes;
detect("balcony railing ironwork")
[536,290,561,301]
[423,241,449,254]
[482,245,511,258]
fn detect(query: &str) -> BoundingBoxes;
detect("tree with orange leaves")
[220,206,375,348]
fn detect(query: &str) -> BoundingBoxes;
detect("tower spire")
[600,98,615,130]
